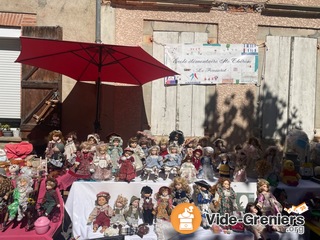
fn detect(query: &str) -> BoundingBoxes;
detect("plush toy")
[280,160,301,186]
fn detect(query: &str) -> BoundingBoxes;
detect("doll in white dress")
[91,142,113,181]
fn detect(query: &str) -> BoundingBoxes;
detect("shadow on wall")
[61,82,149,146]
[203,84,299,150]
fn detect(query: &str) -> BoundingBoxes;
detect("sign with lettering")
[164,44,258,85]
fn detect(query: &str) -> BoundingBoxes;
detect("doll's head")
[80,141,92,152]
[66,131,77,142]
[87,133,100,145]
[9,164,19,176]
[184,138,198,149]
[245,202,261,215]
[169,130,184,146]
[141,186,153,198]
[198,136,210,148]
[219,153,230,163]
[156,186,171,199]
[257,179,270,193]
[109,136,123,148]
[170,177,191,194]
[129,196,140,207]
[95,191,111,206]
[194,180,211,192]
[214,138,225,148]
[123,147,134,157]
[203,146,214,156]
[148,146,160,156]
[168,145,179,154]
[159,137,169,151]
[193,149,203,158]
[114,195,128,209]
[128,137,139,148]
[49,130,64,142]
[217,177,231,190]
[248,137,262,149]
[182,155,192,164]
[139,138,149,149]
[46,177,58,191]
[96,142,108,155]
[17,175,33,189]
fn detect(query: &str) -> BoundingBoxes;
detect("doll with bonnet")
[87,191,113,233]
[87,133,100,152]
[108,135,123,178]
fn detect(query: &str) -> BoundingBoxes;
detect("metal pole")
[96,0,101,44]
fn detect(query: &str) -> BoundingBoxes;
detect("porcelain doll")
[45,130,65,171]
[39,177,60,217]
[264,146,282,176]
[108,135,123,178]
[179,155,197,184]
[142,146,163,181]
[154,186,173,221]
[194,180,214,229]
[217,153,233,178]
[139,137,150,160]
[127,137,145,173]
[140,186,154,225]
[233,151,247,182]
[243,137,263,178]
[158,137,169,158]
[87,192,114,233]
[118,147,136,183]
[111,195,128,231]
[201,146,215,181]
[91,142,113,181]
[256,179,283,216]
[57,141,94,190]
[215,178,237,215]
[124,196,141,228]
[182,137,198,160]
[87,133,100,152]
[192,148,203,178]
[8,164,19,180]
[168,130,184,152]
[0,168,13,229]
[5,175,34,222]
[163,145,182,180]
[169,177,193,206]
[64,131,78,167]
[245,202,265,240]
[213,138,227,168]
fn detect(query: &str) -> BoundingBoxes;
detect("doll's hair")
[141,186,153,195]
[96,142,108,154]
[155,186,171,200]
[46,177,58,189]
[65,131,77,141]
[169,130,185,145]
[114,195,128,208]
[158,137,169,146]
[170,177,191,194]
[48,130,65,143]
[257,179,270,193]
[214,138,225,147]
[182,155,192,164]
[245,202,262,215]
[17,175,33,188]
[148,145,160,155]
[109,136,123,147]
[95,192,111,205]
[80,141,92,151]
[128,137,139,145]
[87,133,100,144]
[168,145,179,154]
[247,137,262,150]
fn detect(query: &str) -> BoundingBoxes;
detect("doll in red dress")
[118,147,136,183]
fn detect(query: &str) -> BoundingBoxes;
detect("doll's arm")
[256,193,264,209]
[87,207,98,224]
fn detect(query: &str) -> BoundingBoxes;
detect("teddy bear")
[280,159,301,186]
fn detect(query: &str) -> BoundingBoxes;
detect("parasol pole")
[94,0,102,133]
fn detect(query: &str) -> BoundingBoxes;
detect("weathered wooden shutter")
[20,26,62,143]
[262,36,317,140]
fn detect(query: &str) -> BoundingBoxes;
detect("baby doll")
[142,146,163,181]
[87,192,114,233]
[6,175,34,222]
[158,137,169,158]
[127,137,145,173]
[233,151,247,182]
[118,147,136,183]
[140,186,155,225]
[39,177,60,217]
[194,180,214,229]
[192,148,203,177]
[168,130,184,152]
[45,130,65,171]
[201,146,215,181]
[108,135,123,178]
[180,155,197,184]
[111,195,128,232]
[87,133,100,152]
[245,202,265,240]
[163,145,182,180]
[64,131,78,167]
[170,177,193,206]
[215,178,237,215]
[217,153,233,178]
[243,137,263,178]
[256,179,283,216]
[154,186,173,221]
[124,196,141,228]
[91,142,113,181]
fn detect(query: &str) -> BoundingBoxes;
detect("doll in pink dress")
[118,147,136,183]
[91,142,112,181]
[87,192,114,233]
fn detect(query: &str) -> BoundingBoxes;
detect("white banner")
[164,44,258,85]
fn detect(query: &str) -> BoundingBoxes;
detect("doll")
[0,168,13,229]
[215,178,237,215]
[118,147,136,183]
[194,180,214,229]
[91,142,113,181]
[124,196,141,228]
[45,130,65,171]
[170,177,193,206]
[213,138,227,168]
[217,153,233,178]
[127,137,145,173]
[5,175,34,222]
[233,151,247,182]
[57,141,94,190]
[87,133,100,152]
[64,131,78,167]
[154,186,173,221]
[264,146,282,176]
[87,192,114,233]
[39,178,60,217]
[158,137,169,158]
[245,202,265,240]
[179,155,197,184]
[8,164,19,180]
[139,137,150,160]
[256,179,282,216]
[111,195,128,232]
[182,137,198,160]
[192,148,203,178]
[142,146,163,181]
[168,130,184,152]
[201,146,215,181]
[163,145,182,180]
[140,186,155,225]
[108,135,123,178]
[243,137,263,178]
